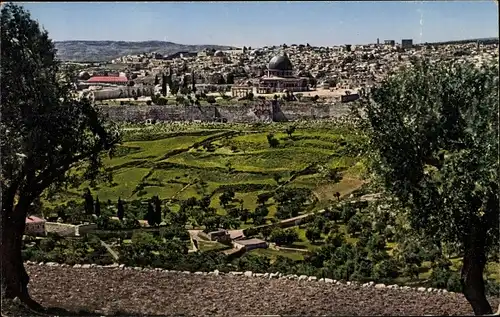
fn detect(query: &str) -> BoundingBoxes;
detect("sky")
[19,1,499,47]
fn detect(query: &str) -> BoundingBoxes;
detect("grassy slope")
[52,126,365,216]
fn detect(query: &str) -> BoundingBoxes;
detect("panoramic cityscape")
[1,1,499,316]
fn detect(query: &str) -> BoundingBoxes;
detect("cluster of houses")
[69,39,498,104]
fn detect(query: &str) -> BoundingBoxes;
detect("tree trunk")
[461,230,493,315]
[0,205,41,310]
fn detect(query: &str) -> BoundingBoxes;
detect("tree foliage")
[1,3,120,305]
[355,59,499,315]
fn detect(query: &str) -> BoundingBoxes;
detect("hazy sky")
[20,1,499,47]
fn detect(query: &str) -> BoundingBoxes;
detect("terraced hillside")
[47,123,368,220]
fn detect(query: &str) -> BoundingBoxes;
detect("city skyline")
[19,1,499,47]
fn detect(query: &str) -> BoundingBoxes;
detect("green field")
[48,123,367,219]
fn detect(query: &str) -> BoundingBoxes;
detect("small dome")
[214,50,225,57]
[268,53,293,71]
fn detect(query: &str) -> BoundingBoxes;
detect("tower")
[377,38,380,46]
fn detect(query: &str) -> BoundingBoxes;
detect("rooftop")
[26,216,45,223]
[87,76,128,83]
[234,238,267,245]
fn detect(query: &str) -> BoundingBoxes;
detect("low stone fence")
[274,245,311,253]
[24,261,460,297]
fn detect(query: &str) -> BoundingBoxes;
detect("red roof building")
[25,216,46,236]
[87,76,129,85]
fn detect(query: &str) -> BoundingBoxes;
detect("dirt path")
[99,239,119,262]
[26,266,499,316]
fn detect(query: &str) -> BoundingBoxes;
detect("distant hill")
[54,40,235,62]
[426,37,499,46]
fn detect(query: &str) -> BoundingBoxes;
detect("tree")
[269,228,299,245]
[206,95,217,104]
[94,196,101,217]
[191,71,197,94]
[117,198,125,221]
[285,125,296,138]
[219,190,235,208]
[153,195,162,225]
[161,74,168,96]
[346,213,362,236]
[220,215,240,229]
[257,192,273,205]
[254,204,269,218]
[83,188,94,215]
[203,215,221,232]
[357,59,499,314]
[240,208,250,223]
[169,80,179,95]
[162,204,170,219]
[305,226,321,243]
[1,3,120,306]
[226,73,234,85]
[266,133,280,148]
[272,173,282,185]
[325,232,345,248]
[252,215,266,226]
[145,202,156,227]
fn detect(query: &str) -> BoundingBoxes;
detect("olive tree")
[355,59,498,315]
[1,3,120,308]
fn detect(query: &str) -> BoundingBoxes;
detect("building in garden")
[25,216,46,236]
[233,238,268,251]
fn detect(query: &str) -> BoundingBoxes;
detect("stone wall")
[93,86,154,101]
[45,222,77,237]
[98,102,351,123]
[76,224,98,236]
[24,261,463,298]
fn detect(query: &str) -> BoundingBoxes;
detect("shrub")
[266,133,280,148]
[206,95,216,104]
[325,232,345,248]
[305,226,322,243]
[446,271,462,292]
[235,254,271,273]
[269,228,299,245]
[346,213,362,235]
[351,258,373,282]
[372,259,399,281]
[429,266,452,289]
[485,279,500,296]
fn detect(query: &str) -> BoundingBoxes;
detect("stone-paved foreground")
[26,265,499,316]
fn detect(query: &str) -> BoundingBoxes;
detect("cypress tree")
[146,202,155,227]
[153,196,162,225]
[191,71,196,93]
[83,188,94,215]
[117,198,125,221]
[161,74,167,96]
[94,196,101,217]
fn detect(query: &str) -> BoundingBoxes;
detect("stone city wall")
[98,102,351,123]
[93,87,155,101]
